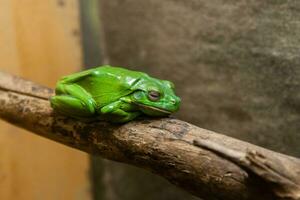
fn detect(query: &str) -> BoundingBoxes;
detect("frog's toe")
[110,112,141,123]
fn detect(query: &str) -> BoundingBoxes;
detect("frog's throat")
[135,103,172,114]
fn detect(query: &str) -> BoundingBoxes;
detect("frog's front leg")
[51,83,96,117]
[100,100,140,123]
[99,97,133,114]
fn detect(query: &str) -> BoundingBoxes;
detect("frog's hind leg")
[50,95,95,118]
[54,82,96,113]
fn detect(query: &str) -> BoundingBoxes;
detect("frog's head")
[131,77,181,116]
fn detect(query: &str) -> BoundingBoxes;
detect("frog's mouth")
[135,103,172,115]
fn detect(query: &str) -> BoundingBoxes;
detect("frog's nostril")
[171,97,180,105]
[174,97,181,104]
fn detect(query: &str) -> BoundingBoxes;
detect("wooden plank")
[0,0,91,199]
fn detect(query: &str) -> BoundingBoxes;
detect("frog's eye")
[148,90,161,101]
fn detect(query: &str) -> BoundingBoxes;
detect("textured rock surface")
[91,0,300,199]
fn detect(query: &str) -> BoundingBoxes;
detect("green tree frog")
[50,65,181,123]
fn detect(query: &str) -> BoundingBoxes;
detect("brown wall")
[0,1,91,199]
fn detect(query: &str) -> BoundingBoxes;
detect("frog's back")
[89,66,148,86]
[76,66,148,107]
[96,66,147,78]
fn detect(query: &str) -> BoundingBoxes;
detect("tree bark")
[0,71,299,200]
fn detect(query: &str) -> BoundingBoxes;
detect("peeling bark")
[194,139,300,199]
[0,71,299,200]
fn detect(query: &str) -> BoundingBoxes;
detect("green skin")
[50,65,181,123]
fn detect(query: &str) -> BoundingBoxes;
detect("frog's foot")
[50,95,95,118]
[100,101,141,123]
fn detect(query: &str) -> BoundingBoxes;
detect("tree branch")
[0,71,299,200]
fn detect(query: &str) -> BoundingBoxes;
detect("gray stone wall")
[100,0,300,155]
[87,1,300,199]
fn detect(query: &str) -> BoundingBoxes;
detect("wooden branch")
[0,71,299,200]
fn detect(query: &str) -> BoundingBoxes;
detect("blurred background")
[0,0,299,200]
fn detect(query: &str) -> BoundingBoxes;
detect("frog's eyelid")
[147,88,161,94]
